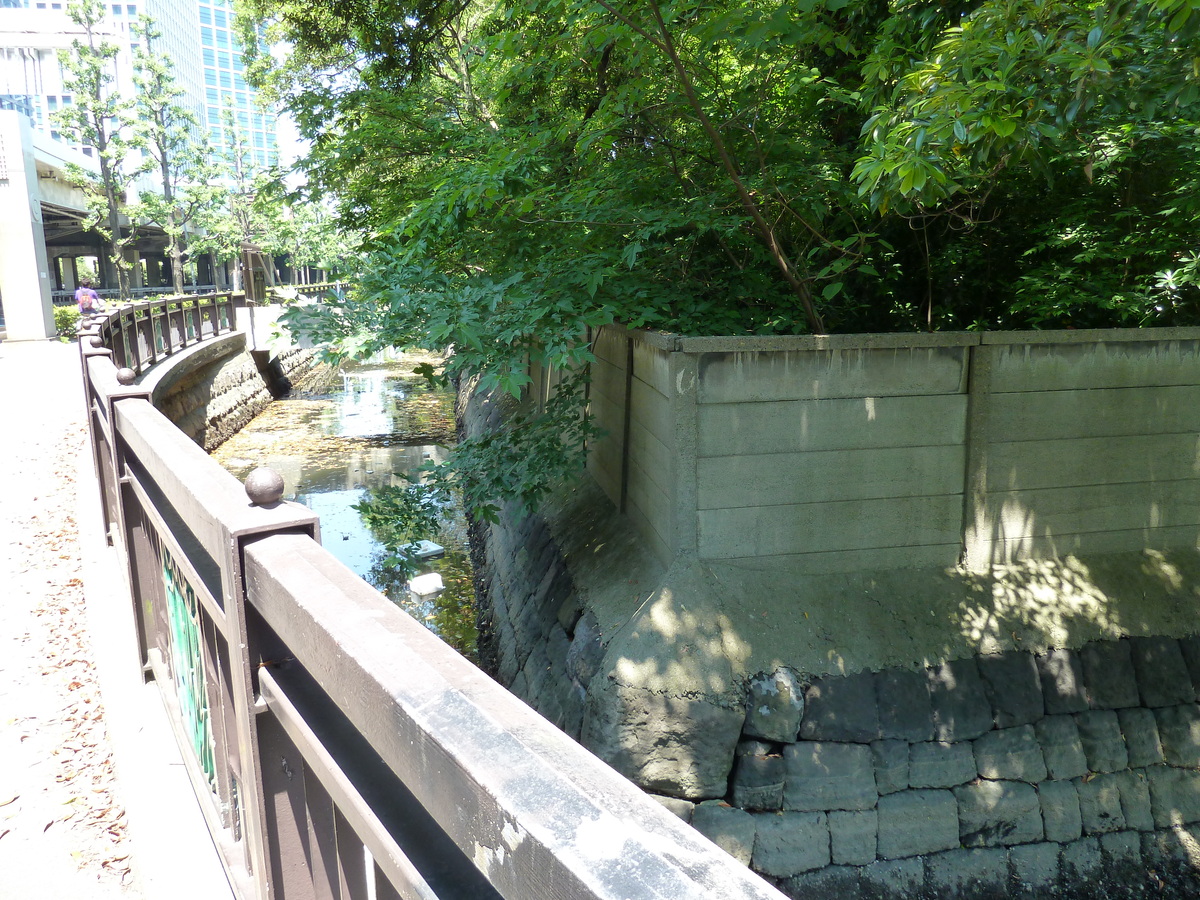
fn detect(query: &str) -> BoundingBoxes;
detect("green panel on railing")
[163,547,218,796]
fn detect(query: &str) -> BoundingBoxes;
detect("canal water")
[210,352,479,660]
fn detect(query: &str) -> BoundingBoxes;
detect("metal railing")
[53,285,227,305]
[80,321,784,900]
[92,293,238,377]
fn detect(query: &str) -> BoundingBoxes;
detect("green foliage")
[247,0,1200,515]
[354,481,444,578]
[54,305,82,338]
[54,0,150,300]
[131,17,225,294]
[854,0,1200,216]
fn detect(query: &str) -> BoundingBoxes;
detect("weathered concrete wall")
[467,325,1200,898]
[144,332,318,450]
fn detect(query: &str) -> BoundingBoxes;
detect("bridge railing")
[79,323,784,900]
[53,284,227,305]
[93,293,238,377]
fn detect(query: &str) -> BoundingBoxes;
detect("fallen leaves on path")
[13,421,136,889]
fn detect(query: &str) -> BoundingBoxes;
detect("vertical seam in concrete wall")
[620,332,634,514]
[961,342,993,572]
[672,348,700,558]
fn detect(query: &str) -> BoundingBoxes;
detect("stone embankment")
[698,640,1200,897]
[148,336,318,450]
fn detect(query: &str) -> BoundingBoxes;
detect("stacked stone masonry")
[683,638,1200,897]
[155,346,318,451]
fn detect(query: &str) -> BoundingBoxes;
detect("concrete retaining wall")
[144,333,318,450]
[467,325,1200,898]
[588,327,1200,573]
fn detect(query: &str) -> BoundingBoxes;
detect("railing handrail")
[79,309,786,900]
[94,292,238,376]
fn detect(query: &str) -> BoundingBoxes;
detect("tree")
[54,0,148,300]
[851,0,1200,328]
[131,16,222,294]
[189,110,285,290]
[241,0,1200,514]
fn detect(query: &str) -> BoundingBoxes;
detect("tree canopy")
[241,0,1200,513]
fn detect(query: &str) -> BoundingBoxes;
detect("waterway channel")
[210,351,479,660]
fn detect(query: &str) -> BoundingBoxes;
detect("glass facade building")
[0,0,277,165]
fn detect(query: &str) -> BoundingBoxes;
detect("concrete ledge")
[140,331,246,403]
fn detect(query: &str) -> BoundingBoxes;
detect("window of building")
[199,5,210,24]
[205,70,216,86]
[203,48,215,66]
[206,87,218,104]
[201,26,213,46]
[214,8,225,27]
[215,30,228,49]
[219,71,231,88]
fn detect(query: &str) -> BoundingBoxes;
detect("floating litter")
[407,573,444,599]
[402,540,445,560]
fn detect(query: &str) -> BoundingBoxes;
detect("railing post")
[222,468,320,900]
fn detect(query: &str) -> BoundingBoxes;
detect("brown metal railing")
[80,322,786,900]
[95,293,238,376]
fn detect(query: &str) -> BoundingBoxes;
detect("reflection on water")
[211,354,478,660]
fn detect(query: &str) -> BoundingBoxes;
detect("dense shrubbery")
[242,0,1200,513]
[53,305,82,339]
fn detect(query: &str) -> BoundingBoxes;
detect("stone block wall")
[461,328,1200,898]
[678,639,1200,897]
[148,334,318,450]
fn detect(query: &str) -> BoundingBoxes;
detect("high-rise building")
[0,0,283,338]
[197,0,276,167]
[0,0,278,163]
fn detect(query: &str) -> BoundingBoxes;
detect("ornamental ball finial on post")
[245,467,286,506]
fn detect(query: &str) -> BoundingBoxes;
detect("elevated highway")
[0,108,176,341]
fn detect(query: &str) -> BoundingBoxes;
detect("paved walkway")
[0,338,233,899]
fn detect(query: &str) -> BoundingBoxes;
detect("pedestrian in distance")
[75,280,104,318]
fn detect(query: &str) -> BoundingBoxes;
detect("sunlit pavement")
[0,337,233,900]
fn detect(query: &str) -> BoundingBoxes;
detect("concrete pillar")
[124,246,144,291]
[0,111,54,341]
[196,251,212,287]
[100,242,117,291]
[145,254,163,287]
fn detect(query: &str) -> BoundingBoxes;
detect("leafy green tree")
[242,0,1200,514]
[131,16,224,294]
[54,0,149,300]
[188,110,285,289]
[853,0,1200,328]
